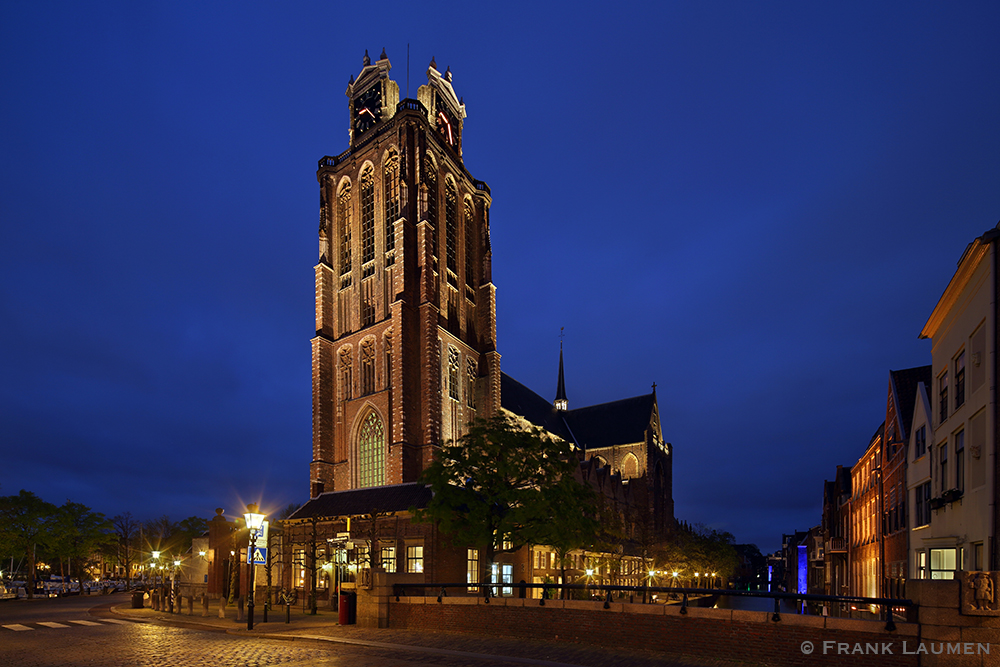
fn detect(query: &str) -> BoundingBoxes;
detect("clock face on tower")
[435,94,457,146]
[353,85,382,135]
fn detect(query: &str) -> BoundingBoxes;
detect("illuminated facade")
[310,50,499,497]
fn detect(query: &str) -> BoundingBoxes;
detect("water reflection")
[712,594,802,613]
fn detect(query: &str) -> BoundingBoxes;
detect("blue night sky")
[1,1,998,554]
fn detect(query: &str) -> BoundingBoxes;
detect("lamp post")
[244,503,266,631]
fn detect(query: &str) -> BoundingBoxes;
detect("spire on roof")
[554,328,568,411]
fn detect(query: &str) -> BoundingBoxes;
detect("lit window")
[381,546,396,573]
[358,412,385,488]
[467,549,479,591]
[930,548,957,580]
[406,546,424,573]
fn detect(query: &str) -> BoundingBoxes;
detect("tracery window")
[337,183,352,287]
[360,166,375,278]
[622,453,639,479]
[448,345,460,401]
[339,347,353,401]
[466,358,477,409]
[384,151,399,255]
[445,179,457,276]
[361,338,375,395]
[424,158,438,260]
[358,411,385,488]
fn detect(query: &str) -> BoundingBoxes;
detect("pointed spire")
[363,49,371,66]
[379,47,387,61]
[554,328,568,411]
[445,65,453,82]
[348,74,354,85]
[429,56,437,70]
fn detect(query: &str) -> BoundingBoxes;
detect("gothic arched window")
[360,166,375,278]
[337,183,352,287]
[445,179,457,275]
[464,199,475,288]
[466,358,477,409]
[384,151,399,255]
[424,158,438,260]
[358,411,385,488]
[448,345,460,401]
[622,453,639,479]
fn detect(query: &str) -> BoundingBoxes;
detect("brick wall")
[387,597,920,666]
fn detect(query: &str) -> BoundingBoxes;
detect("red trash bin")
[338,591,356,624]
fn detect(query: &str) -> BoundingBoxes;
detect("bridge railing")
[390,581,915,632]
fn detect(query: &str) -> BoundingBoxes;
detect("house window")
[973,543,984,571]
[406,546,424,573]
[384,151,399,254]
[955,352,966,408]
[467,549,479,591]
[357,411,385,488]
[930,548,957,580]
[491,563,513,596]
[939,371,949,423]
[914,425,927,459]
[955,430,965,493]
[915,481,931,527]
[940,443,949,493]
[380,546,396,573]
[448,345,460,400]
[917,551,927,580]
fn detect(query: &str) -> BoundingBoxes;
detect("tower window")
[360,167,375,277]
[448,345,460,401]
[466,358,477,409]
[445,180,458,277]
[337,184,352,287]
[464,199,476,292]
[424,158,438,260]
[384,151,399,256]
[358,411,385,488]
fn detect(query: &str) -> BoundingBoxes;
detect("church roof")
[287,482,432,521]
[501,371,654,450]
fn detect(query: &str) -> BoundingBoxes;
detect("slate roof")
[500,371,654,450]
[287,482,432,521]
[889,365,932,442]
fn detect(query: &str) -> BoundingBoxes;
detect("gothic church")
[301,50,673,558]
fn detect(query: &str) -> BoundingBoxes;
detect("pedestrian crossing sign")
[248,547,267,565]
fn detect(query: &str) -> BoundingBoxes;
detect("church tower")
[310,50,500,497]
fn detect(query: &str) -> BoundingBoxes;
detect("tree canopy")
[414,414,599,585]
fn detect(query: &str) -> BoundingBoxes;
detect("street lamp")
[244,503,266,631]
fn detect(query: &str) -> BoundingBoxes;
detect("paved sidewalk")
[108,595,748,667]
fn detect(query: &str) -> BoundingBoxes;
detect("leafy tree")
[0,490,58,598]
[175,516,207,552]
[50,501,114,593]
[414,414,599,590]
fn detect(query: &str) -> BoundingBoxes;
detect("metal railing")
[391,582,915,632]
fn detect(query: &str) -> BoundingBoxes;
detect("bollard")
[219,597,227,619]
[202,594,209,617]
